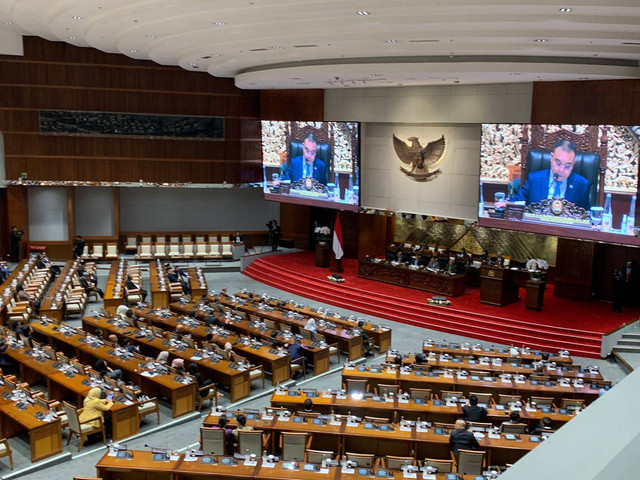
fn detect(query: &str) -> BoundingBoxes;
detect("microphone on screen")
[553,172,560,181]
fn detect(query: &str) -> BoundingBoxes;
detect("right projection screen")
[479,124,640,242]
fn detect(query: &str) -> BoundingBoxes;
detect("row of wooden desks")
[269,390,576,427]
[0,379,62,462]
[38,260,75,323]
[202,411,538,466]
[386,353,604,382]
[232,292,392,353]
[422,342,573,365]
[96,450,481,480]
[130,305,293,385]
[341,367,600,405]
[102,260,131,313]
[169,302,331,378]
[0,260,37,325]
[149,260,171,308]
[217,297,364,361]
[29,321,197,417]
[78,315,251,402]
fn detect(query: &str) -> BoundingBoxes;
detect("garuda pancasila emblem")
[392,134,446,181]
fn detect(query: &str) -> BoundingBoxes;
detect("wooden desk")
[201,412,537,466]
[130,306,292,385]
[341,367,600,405]
[219,297,363,361]
[29,321,197,418]
[0,260,36,325]
[188,267,208,300]
[269,391,576,427]
[422,342,574,365]
[149,260,170,308]
[480,266,520,306]
[169,302,330,377]
[79,315,250,403]
[38,260,75,323]
[96,450,482,480]
[231,293,392,353]
[0,381,62,462]
[102,260,131,313]
[358,260,467,297]
[386,353,603,382]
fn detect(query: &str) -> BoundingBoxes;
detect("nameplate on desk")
[262,415,274,421]
[330,420,342,426]
[322,393,332,398]
[244,460,258,467]
[336,395,347,400]
[344,366,355,370]
[403,473,417,479]
[514,379,525,384]
[526,407,537,412]
[342,468,355,474]
[262,461,276,468]
[416,426,429,433]
[346,421,358,427]
[278,416,290,422]
[385,397,394,403]
[488,433,500,439]
[444,374,453,378]
[398,399,409,404]
[399,370,410,376]
[400,426,412,432]
[274,391,286,395]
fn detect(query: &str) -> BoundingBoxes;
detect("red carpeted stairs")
[243,253,633,358]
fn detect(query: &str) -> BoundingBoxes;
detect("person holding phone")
[79,387,114,429]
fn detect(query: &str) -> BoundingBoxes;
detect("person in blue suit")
[282,132,327,184]
[512,139,591,210]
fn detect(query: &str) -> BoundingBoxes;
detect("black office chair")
[288,140,331,184]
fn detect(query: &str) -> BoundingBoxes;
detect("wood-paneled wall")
[531,79,640,125]
[0,37,261,184]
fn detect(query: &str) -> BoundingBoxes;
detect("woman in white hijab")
[305,318,317,332]
[156,351,170,365]
[116,305,129,318]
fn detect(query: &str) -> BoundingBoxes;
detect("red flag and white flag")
[332,214,344,260]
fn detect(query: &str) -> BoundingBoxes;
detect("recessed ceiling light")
[214,21,225,26]
[190,62,198,67]
[559,8,572,12]
[68,36,77,40]
[4,21,13,25]
[535,39,548,43]
[130,49,137,53]
[145,35,156,39]
[509,73,521,76]
[72,16,83,20]
[387,40,397,43]
[272,46,283,50]
[357,11,369,15]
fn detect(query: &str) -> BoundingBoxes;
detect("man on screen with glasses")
[282,132,328,184]
[511,139,591,210]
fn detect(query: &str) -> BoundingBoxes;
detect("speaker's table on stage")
[358,260,466,297]
[480,266,520,306]
[526,279,546,311]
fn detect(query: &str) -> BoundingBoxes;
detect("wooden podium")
[315,244,330,268]
[480,266,520,306]
[525,280,546,311]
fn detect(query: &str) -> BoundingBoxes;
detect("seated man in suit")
[511,139,591,210]
[125,275,147,303]
[282,132,327,185]
[449,419,479,455]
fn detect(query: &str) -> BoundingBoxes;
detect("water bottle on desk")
[602,193,613,232]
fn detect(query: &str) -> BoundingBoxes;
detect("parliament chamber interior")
[0,2,640,479]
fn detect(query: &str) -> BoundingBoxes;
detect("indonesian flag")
[333,213,344,260]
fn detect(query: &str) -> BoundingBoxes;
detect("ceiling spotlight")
[357,11,369,15]
[272,46,283,50]
[129,49,137,53]
[386,39,397,43]
[189,62,198,67]
[69,36,77,39]
[559,8,572,12]
[214,21,225,26]
[72,16,83,20]
[508,73,521,76]
[535,39,548,43]
[4,21,13,25]
[145,35,156,39]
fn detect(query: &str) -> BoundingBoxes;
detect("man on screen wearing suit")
[511,139,591,210]
[282,132,327,185]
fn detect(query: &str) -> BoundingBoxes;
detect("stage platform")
[243,251,636,358]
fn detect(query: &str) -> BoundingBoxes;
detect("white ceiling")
[0,0,639,89]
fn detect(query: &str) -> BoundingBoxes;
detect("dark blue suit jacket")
[513,169,591,210]
[283,156,327,184]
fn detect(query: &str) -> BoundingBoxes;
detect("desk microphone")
[553,172,560,181]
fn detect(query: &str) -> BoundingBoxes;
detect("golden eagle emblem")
[392,134,446,180]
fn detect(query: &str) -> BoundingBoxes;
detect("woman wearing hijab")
[156,351,169,365]
[79,387,113,428]
[116,305,129,318]
[224,342,235,361]
[171,358,185,374]
[305,318,317,333]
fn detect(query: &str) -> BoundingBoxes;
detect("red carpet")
[243,251,635,358]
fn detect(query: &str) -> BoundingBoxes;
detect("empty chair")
[530,375,550,382]
[423,458,454,473]
[561,398,585,411]
[313,333,340,363]
[220,235,230,243]
[195,235,206,243]
[234,355,265,389]
[300,329,313,341]
[279,323,292,333]
[290,358,306,380]
[376,384,400,396]
[433,422,457,430]
[237,430,267,457]
[530,396,555,408]
[305,449,334,464]
[90,244,104,260]
[170,235,181,244]
[121,384,160,424]
[208,243,221,259]
[125,236,138,253]
[264,319,277,330]
[345,452,375,468]
[136,243,153,259]
[454,449,486,475]
[501,423,527,434]
[467,422,493,432]
[0,438,13,470]
[498,394,521,406]
[167,243,181,258]
[153,242,167,258]
[280,432,312,461]
[221,243,233,258]
[182,243,195,258]
[345,378,368,395]
[200,427,226,455]
[440,391,464,402]
[105,243,118,260]
[208,234,219,243]
[141,236,152,244]
[195,243,210,258]
[62,402,106,452]
[410,388,432,401]
[385,456,414,470]
[363,416,390,424]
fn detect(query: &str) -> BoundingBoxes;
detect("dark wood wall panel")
[279,203,311,249]
[531,79,640,125]
[0,189,7,259]
[0,37,262,185]
[554,238,596,301]
[260,90,324,121]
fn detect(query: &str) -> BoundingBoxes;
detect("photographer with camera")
[9,226,24,262]
[266,219,280,252]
